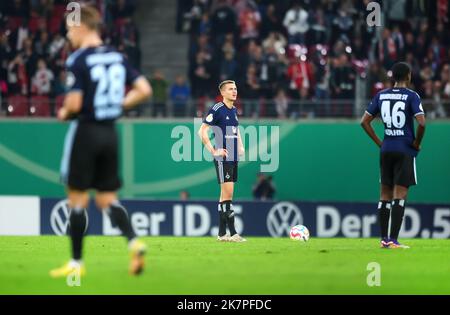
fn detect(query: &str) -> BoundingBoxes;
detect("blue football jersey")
[203,102,239,162]
[65,45,141,122]
[366,87,425,156]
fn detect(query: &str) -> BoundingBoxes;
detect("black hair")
[391,62,411,82]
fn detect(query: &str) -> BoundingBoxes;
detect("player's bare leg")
[220,182,246,242]
[379,184,393,248]
[50,189,89,278]
[96,192,147,275]
[388,185,410,248]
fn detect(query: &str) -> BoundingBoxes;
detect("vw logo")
[266,202,303,237]
[50,199,88,236]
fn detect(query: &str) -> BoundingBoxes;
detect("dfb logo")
[266,202,303,237]
[50,199,88,236]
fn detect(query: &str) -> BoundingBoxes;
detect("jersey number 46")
[381,100,406,129]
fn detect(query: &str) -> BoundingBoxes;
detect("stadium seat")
[48,16,63,34]
[53,4,67,16]
[7,95,29,117]
[28,17,46,34]
[114,18,128,30]
[29,96,51,117]
[7,17,23,31]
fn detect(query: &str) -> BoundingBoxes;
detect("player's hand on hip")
[57,107,69,121]
[238,146,245,157]
[213,148,228,158]
[412,140,421,151]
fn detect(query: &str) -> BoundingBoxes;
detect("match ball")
[290,225,310,242]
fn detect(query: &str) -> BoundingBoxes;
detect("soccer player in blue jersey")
[50,6,152,277]
[361,62,426,249]
[198,80,246,242]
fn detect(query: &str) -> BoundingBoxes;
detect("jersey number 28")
[90,63,125,119]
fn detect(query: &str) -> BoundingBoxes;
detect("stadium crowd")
[0,0,141,116]
[0,0,449,118]
[180,0,450,118]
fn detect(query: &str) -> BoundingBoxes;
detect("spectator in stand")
[198,12,212,36]
[10,19,29,52]
[170,75,191,117]
[210,0,237,48]
[7,0,29,18]
[274,88,289,118]
[262,32,287,59]
[7,54,28,95]
[21,38,38,87]
[0,32,12,75]
[287,55,314,100]
[366,61,389,97]
[283,1,309,45]
[220,50,238,81]
[52,69,67,96]
[422,79,447,119]
[331,3,354,44]
[391,26,405,60]
[111,0,135,20]
[377,28,397,70]
[49,33,65,59]
[31,58,54,95]
[190,51,213,98]
[260,4,284,40]
[309,8,327,45]
[149,70,168,117]
[329,54,355,116]
[238,2,261,44]
[189,34,214,67]
[185,0,208,35]
[34,30,50,57]
[242,63,261,117]
[31,0,52,19]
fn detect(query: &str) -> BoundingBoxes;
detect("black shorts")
[60,120,121,191]
[214,160,238,184]
[380,152,417,187]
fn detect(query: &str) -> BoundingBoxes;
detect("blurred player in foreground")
[50,6,152,278]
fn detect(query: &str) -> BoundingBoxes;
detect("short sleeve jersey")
[66,45,141,122]
[366,87,425,156]
[203,102,239,162]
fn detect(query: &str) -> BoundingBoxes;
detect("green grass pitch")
[0,236,449,295]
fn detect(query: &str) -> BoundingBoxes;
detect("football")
[290,225,310,242]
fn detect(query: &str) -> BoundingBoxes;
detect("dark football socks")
[69,207,86,260]
[390,199,406,240]
[378,200,391,239]
[223,200,237,236]
[218,203,227,237]
[107,201,136,241]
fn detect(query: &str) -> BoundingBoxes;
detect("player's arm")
[360,112,382,148]
[237,128,245,156]
[58,91,83,121]
[197,123,227,157]
[123,76,152,110]
[413,114,426,151]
